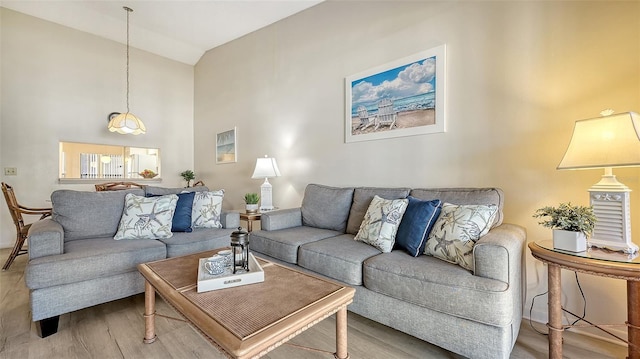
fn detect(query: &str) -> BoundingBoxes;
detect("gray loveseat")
[25,185,239,337]
[250,184,526,359]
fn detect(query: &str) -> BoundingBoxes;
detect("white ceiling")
[1,0,323,65]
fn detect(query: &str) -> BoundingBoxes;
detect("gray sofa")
[25,185,239,337]
[250,184,526,359]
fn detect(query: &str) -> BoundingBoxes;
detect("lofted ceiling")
[1,0,323,65]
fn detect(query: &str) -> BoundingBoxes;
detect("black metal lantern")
[230,227,250,274]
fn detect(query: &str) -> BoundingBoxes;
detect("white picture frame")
[216,127,237,164]
[345,44,446,143]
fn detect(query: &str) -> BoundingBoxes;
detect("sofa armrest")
[260,208,302,231]
[27,219,64,259]
[221,210,240,229]
[473,223,527,283]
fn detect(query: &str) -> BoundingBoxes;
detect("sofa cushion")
[424,203,498,271]
[346,187,411,235]
[354,195,408,253]
[362,250,512,326]
[395,197,442,257]
[409,188,504,227]
[301,184,354,232]
[25,237,166,289]
[52,189,145,241]
[298,234,381,285]
[158,228,236,258]
[192,190,225,228]
[250,226,341,263]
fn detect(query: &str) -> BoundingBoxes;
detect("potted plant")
[244,193,260,213]
[533,202,596,252]
[180,170,195,188]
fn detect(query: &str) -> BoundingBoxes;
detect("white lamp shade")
[251,157,281,179]
[108,112,146,135]
[557,112,640,170]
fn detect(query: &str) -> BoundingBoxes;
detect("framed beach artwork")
[345,44,446,143]
[216,127,237,164]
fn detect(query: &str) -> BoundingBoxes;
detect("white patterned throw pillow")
[192,190,225,228]
[114,193,178,240]
[424,203,498,271]
[354,195,408,253]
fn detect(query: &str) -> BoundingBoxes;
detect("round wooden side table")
[529,240,640,359]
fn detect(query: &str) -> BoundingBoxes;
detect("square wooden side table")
[239,212,261,232]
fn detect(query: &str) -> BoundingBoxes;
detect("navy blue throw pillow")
[395,197,442,257]
[171,191,195,232]
[148,191,195,232]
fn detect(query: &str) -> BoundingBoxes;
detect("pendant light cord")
[124,6,132,114]
[108,6,145,135]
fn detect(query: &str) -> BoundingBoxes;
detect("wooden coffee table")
[137,250,355,359]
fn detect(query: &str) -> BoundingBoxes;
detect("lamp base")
[588,238,639,254]
[588,176,637,254]
[259,178,274,211]
[590,168,631,192]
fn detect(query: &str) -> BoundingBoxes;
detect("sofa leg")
[36,316,59,338]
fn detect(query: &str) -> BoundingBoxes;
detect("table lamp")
[557,110,640,254]
[251,155,281,211]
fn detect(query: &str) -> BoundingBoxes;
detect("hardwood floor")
[0,249,627,359]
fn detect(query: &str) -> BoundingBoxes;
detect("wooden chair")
[95,181,145,191]
[357,106,375,130]
[374,98,398,130]
[1,182,52,270]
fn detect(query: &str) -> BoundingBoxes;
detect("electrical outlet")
[4,167,17,176]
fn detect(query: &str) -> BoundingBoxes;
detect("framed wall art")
[216,127,237,164]
[345,44,446,143]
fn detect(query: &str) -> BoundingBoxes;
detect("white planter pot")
[553,229,587,252]
[245,204,259,214]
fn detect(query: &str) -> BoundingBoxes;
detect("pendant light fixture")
[108,6,146,135]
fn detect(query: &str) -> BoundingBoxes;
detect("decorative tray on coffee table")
[197,253,264,293]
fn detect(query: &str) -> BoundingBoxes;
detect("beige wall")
[194,1,639,342]
[0,9,195,245]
